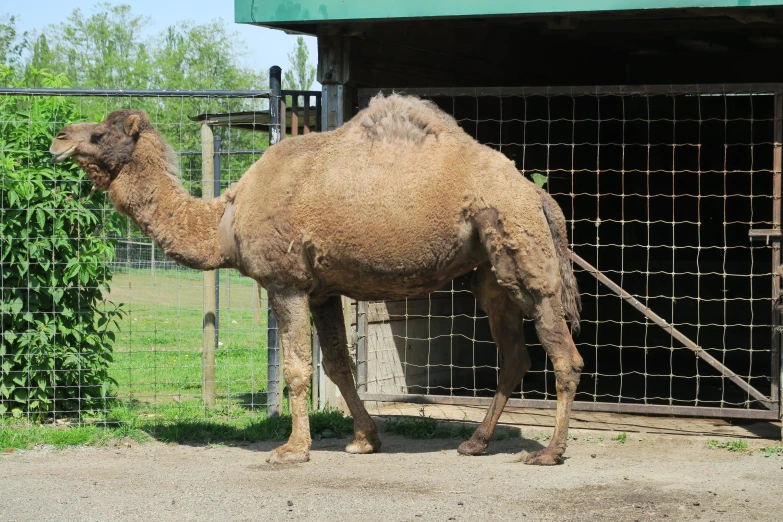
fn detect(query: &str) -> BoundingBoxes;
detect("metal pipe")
[358,393,780,421]
[360,83,783,99]
[773,92,783,419]
[357,301,368,393]
[266,65,283,417]
[213,135,221,351]
[0,87,271,97]
[177,149,266,156]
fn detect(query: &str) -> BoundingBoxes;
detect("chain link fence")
[0,79,321,427]
[357,84,782,420]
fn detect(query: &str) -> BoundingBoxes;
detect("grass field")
[101,268,271,422]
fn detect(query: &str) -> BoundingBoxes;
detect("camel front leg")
[310,296,381,454]
[266,287,313,464]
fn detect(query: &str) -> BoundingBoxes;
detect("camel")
[49,94,583,466]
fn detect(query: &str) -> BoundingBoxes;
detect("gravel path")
[2,432,782,521]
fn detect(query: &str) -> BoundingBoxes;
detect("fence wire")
[0,90,275,425]
[358,86,779,415]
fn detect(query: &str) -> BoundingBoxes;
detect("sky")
[6,0,319,88]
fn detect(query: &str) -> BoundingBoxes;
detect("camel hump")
[356,93,462,144]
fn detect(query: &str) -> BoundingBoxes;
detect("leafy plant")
[529,172,549,188]
[761,445,782,457]
[0,68,123,419]
[706,439,749,452]
[612,432,627,444]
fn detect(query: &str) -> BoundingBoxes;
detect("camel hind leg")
[524,296,583,465]
[474,208,583,465]
[458,263,531,456]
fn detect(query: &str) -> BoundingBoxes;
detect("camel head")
[50,110,152,190]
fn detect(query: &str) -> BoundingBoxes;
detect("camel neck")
[108,135,231,271]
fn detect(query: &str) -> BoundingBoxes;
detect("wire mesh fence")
[357,85,782,419]
[0,84,320,426]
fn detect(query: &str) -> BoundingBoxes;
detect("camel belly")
[305,215,484,300]
[310,255,481,301]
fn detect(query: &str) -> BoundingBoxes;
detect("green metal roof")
[235,1,783,24]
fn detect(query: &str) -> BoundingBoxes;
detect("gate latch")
[748,229,783,245]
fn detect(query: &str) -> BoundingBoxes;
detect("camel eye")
[56,131,67,139]
[90,132,105,144]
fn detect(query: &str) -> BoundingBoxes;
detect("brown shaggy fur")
[50,93,583,466]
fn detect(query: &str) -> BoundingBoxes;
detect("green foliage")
[761,445,783,457]
[283,36,316,91]
[34,4,152,89]
[530,172,549,188]
[612,432,627,444]
[706,439,749,452]
[0,71,123,419]
[8,4,266,91]
[0,14,27,69]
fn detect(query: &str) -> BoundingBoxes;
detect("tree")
[284,36,316,91]
[152,20,265,91]
[0,14,27,69]
[28,3,152,89]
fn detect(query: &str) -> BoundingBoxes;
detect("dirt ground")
[2,425,782,522]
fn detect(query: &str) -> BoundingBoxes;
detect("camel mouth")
[50,145,77,164]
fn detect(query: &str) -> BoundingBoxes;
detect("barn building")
[236,1,783,422]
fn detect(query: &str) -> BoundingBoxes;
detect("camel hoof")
[457,439,487,456]
[266,444,310,464]
[524,449,562,466]
[346,434,382,454]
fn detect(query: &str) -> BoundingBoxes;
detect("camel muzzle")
[50,145,76,164]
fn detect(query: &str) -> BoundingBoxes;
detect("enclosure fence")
[356,84,782,421]
[0,69,322,425]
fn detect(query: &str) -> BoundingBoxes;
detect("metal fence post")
[267,65,283,417]
[357,301,368,394]
[773,91,782,420]
[213,135,221,350]
[201,123,217,408]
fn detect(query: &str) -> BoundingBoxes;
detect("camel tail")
[539,189,581,334]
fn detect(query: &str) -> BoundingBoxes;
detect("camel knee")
[284,365,312,395]
[551,353,582,395]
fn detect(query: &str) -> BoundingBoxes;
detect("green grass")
[706,439,750,452]
[102,269,269,417]
[612,432,627,444]
[0,409,353,451]
[0,424,149,451]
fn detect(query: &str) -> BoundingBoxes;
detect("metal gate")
[354,84,782,421]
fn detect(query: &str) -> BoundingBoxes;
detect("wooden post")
[201,123,217,408]
[318,34,355,409]
[291,95,299,137]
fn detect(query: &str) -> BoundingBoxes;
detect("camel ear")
[124,114,141,137]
